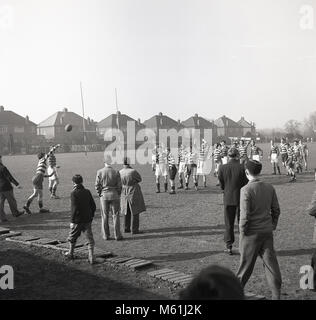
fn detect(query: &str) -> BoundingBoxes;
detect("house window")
[0,126,8,134]
[14,126,24,133]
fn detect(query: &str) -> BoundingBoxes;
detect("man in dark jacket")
[0,155,24,222]
[218,148,248,255]
[66,174,96,264]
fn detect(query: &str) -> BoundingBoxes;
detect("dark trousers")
[0,190,20,220]
[124,204,139,234]
[236,232,282,300]
[224,205,240,249]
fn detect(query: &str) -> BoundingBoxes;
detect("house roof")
[38,108,95,128]
[0,107,37,126]
[144,112,183,130]
[182,114,216,129]
[237,117,253,128]
[98,112,145,129]
[214,115,242,128]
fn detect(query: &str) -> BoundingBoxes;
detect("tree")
[302,111,316,139]
[284,120,301,138]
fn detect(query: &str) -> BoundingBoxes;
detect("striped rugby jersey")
[157,151,168,164]
[198,143,209,161]
[178,147,187,163]
[238,144,248,157]
[279,143,288,154]
[48,154,57,167]
[287,146,297,161]
[186,152,198,165]
[270,145,279,155]
[250,145,261,156]
[212,147,222,161]
[293,145,301,156]
[220,145,229,157]
[167,152,176,166]
[36,146,59,175]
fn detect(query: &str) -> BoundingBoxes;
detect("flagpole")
[80,81,87,155]
[115,88,120,130]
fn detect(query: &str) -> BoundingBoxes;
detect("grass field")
[0,142,316,300]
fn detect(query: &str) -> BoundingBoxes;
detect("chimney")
[63,108,68,113]
[116,111,121,116]
[25,115,29,123]
[0,106,4,112]
[178,119,181,125]
[138,118,141,125]
[194,113,198,118]
[158,112,163,117]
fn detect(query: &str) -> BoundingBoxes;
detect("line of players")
[152,137,310,193]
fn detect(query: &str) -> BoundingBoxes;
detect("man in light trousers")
[95,154,123,241]
[236,160,282,300]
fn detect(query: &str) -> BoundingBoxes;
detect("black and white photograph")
[0,0,316,309]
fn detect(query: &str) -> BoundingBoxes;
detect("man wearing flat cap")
[236,160,282,300]
[218,147,248,255]
[119,157,146,234]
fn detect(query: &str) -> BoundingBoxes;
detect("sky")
[0,0,315,128]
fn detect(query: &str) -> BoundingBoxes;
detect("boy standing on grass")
[65,174,96,264]
[23,144,60,214]
[47,153,60,199]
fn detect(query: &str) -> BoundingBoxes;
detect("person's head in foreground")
[228,147,239,159]
[179,265,244,300]
[104,154,112,165]
[72,174,83,186]
[245,160,262,180]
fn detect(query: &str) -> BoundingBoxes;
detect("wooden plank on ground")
[0,227,10,235]
[147,269,175,277]
[9,235,40,242]
[130,261,154,270]
[0,231,22,240]
[31,238,59,245]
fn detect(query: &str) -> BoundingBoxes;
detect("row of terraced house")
[0,105,256,154]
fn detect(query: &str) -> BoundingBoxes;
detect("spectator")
[119,157,146,234]
[66,174,96,264]
[179,265,244,300]
[236,160,282,300]
[95,154,123,241]
[218,147,248,255]
[0,155,24,222]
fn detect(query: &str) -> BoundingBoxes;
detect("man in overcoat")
[119,157,146,234]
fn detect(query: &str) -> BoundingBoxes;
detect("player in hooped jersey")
[167,148,178,195]
[177,144,187,189]
[154,144,169,193]
[212,143,222,178]
[269,140,281,175]
[238,139,250,165]
[185,145,198,191]
[279,138,288,168]
[249,139,263,162]
[286,143,297,182]
[293,140,303,173]
[220,140,229,165]
[24,144,61,214]
[197,139,209,188]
